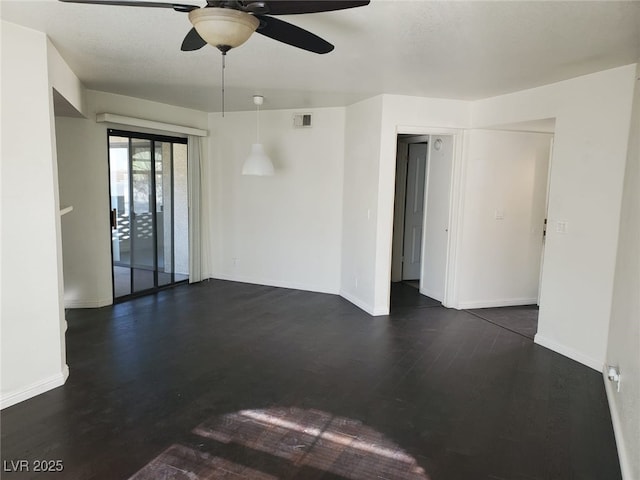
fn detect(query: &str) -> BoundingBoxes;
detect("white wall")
[454,130,551,308]
[56,90,209,308]
[208,107,345,294]
[605,64,640,480]
[473,64,636,369]
[1,22,68,408]
[341,96,384,313]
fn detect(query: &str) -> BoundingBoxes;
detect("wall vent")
[293,113,312,128]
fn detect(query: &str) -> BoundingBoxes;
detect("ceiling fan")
[58,0,370,54]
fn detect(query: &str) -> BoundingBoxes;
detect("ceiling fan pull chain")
[221,51,226,117]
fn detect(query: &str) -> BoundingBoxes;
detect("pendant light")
[242,95,275,176]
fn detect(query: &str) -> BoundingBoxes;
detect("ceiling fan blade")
[263,1,369,15]
[256,15,333,54]
[181,27,207,51]
[58,0,199,13]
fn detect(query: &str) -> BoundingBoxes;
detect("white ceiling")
[2,0,639,112]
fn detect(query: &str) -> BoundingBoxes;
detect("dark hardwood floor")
[1,280,620,480]
[466,305,539,340]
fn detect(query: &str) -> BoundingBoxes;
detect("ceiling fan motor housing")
[188,7,260,50]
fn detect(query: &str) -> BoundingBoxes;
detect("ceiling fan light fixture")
[188,7,259,50]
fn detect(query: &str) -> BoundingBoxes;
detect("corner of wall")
[47,38,87,118]
[339,290,387,316]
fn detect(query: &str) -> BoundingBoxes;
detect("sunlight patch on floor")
[129,407,429,479]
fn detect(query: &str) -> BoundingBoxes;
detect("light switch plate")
[556,221,568,234]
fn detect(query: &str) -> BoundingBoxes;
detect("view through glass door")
[108,129,189,300]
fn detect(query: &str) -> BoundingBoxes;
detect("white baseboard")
[457,297,538,309]
[65,297,112,309]
[372,307,389,316]
[1,365,69,410]
[338,290,389,316]
[604,371,633,480]
[210,273,339,296]
[534,334,602,371]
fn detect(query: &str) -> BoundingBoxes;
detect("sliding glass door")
[108,130,189,300]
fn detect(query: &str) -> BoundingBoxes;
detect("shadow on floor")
[390,281,441,310]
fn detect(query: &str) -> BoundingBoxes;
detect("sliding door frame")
[107,128,188,302]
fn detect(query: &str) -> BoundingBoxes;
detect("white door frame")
[388,126,464,308]
[538,136,555,305]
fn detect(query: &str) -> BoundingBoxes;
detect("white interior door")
[403,143,427,280]
[421,136,453,301]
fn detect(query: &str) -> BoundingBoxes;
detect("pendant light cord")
[256,101,260,143]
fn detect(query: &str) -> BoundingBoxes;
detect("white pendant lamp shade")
[188,8,259,50]
[242,95,274,176]
[243,143,275,176]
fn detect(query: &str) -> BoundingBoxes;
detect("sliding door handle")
[111,209,117,230]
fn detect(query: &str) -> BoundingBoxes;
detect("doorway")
[391,134,454,306]
[108,129,189,300]
[461,126,555,339]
